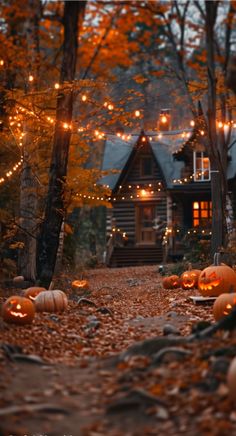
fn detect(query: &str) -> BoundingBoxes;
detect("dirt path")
[1,266,236,435]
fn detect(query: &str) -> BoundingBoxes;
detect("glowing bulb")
[55,83,60,89]
[135,110,140,117]
[200,130,204,136]
[63,123,69,129]
[218,121,223,128]
[161,115,167,123]
[81,95,87,102]
[0,60,4,66]
[28,75,34,82]
[108,104,114,110]
[190,120,195,127]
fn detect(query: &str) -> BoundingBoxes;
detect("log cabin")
[99,126,236,267]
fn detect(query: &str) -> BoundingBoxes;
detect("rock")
[163,324,180,336]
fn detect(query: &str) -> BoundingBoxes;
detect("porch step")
[108,246,163,267]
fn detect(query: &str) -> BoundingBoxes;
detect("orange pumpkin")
[23,286,47,301]
[213,293,236,321]
[2,296,35,325]
[198,253,236,297]
[34,290,68,312]
[180,266,201,290]
[162,275,180,289]
[71,280,89,291]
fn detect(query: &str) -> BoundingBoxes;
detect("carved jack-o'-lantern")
[180,266,201,290]
[213,293,236,321]
[23,287,47,301]
[71,280,89,291]
[198,253,236,297]
[162,275,180,289]
[2,296,35,325]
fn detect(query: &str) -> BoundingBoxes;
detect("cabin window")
[193,201,212,226]
[141,156,153,177]
[193,152,210,181]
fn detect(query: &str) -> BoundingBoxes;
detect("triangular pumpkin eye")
[209,272,217,279]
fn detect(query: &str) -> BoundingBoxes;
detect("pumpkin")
[227,357,236,400]
[213,293,236,321]
[162,275,180,289]
[72,280,89,291]
[34,290,68,312]
[23,286,47,301]
[180,264,201,290]
[2,296,35,325]
[198,253,236,297]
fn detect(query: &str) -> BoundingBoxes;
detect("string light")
[135,110,141,117]
[54,83,60,89]
[81,95,87,102]
[0,60,4,66]
[28,75,34,82]
[0,158,23,185]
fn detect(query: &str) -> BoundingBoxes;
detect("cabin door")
[136,205,156,245]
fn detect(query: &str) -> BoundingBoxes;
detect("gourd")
[2,296,35,325]
[23,286,47,301]
[198,253,236,297]
[34,290,68,312]
[213,293,236,321]
[162,275,180,289]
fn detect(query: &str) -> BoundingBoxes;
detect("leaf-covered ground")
[1,265,236,436]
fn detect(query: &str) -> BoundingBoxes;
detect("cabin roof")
[99,129,236,189]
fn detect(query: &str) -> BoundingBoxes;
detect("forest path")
[0,265,235,435]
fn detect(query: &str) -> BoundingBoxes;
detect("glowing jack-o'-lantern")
[198,253,236,297]
[2,296,35,325]
[180,266,201,290]
[23,286,47,301]
[162,275,180,289]
[72,280,89,291]
[213,293,236,321]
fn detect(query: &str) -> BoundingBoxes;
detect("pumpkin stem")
[187,262,192,271]
[213,252,221,266]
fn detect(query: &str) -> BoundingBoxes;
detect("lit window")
[192,201,212,226]
[193,152,210,181]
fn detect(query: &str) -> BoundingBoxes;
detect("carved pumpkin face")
[72,280,89,291]
[23,287,46,301]
[213,293,236,321]
[181,270,201,290]
[198,265,236,297]
[162,275,180,289]
[2,296,35,325]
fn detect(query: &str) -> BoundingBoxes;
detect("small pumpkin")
[213,293,236,321]
[2,296,35,325]
[71,280,89,291]
[162,275,180,289]
[34,290,68,312]
[198,253,236,297]
[23,286,47,301]
[180,264,201,290]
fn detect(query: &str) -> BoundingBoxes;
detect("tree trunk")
[205,1,227,256]
[36,1,86,287]
[18,0,41,281]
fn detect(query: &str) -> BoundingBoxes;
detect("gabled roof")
[99,129,236,189]
[100,130,188,189]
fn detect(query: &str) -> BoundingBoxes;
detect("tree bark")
[36,1,86,287]
[18,0,41,281]
[205,0,228,255]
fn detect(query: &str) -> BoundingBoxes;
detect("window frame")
[140,155,153,177]
[192,201,212,227]
[193,151,211,182]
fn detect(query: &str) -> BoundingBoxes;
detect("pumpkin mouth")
[183,281,195,288]
[199,278,221,291]
[9,311,27,318]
